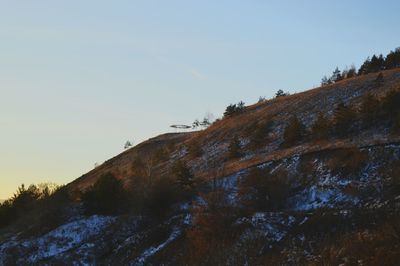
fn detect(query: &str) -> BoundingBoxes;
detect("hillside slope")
[1,69,400,265]
[69,69,400,193]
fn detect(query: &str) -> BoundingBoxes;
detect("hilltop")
[1,68,400,265]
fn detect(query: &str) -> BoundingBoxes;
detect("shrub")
[82,173,128,215]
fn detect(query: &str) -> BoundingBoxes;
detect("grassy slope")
[67,69,400,196]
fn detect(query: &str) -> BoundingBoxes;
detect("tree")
[275,89,289,97]
[228,135,241,158]
[249,121,272,149]
[331,67,342,82]
[385,47,400,69]
[82,173,128,215]
[381,89,400,125]
[369,54,385,73]
[358,57,371,75]
[333,103,357,135]
[223,101,245,117]
[346,65,357,78]
[238,167,290,212]
[321,76,332,86]
[172,160,195,196]
[283,116,306,147]
[311,112,330,140]
[359,93,380,126]
[124,140,133,149]
[186,189,238,264]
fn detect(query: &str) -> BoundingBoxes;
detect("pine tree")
[359,94,380,127]
[358,57,371,75]
[311,112,330,140]
[172,160,194,193]
[228,135,241,158]
[385,47,400,69]
[283,116,306,146]
[333,103,357,135]
[331,67,342,82]
[321,76,331,86]
[275,89,286,97]
[347,65,357,78]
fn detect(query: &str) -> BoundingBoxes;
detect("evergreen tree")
[172,160,195,193]
[228,135,241,158]
[331,67,342,82]
[385,47,400,69]
[283,116,306,146]
[359,93,380,126]
[333,103,357,135]
[358,57,371,75]
[346,65,357,78]
[82,173,128,215]
[321,76,332,86]
[369,54,385,72]
[381,89,400,119]
[275,89,289,97]
[311,112,330,140]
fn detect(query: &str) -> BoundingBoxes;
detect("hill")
[1,68,400,265]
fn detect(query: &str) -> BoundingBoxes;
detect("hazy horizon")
[1,0,400,199]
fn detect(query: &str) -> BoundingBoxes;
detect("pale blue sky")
[1,0,399,198]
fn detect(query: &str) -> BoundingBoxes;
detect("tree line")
[321,47,400,85]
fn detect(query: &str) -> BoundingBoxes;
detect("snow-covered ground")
[0,215,116,265]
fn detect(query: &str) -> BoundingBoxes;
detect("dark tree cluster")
[0,184,69,230]
[321,47,400,86]
[275,89,290,98]
[281,86,400,147]
[223,101,245,117]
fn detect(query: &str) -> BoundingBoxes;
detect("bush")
[82,173,128,215]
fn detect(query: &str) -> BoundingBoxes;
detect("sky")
[1,0,399,199]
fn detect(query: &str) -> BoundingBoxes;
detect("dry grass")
[67,69,400,196]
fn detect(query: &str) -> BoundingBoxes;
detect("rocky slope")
[1,69,400,265]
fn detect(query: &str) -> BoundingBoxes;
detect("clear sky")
[1,0,399,199]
